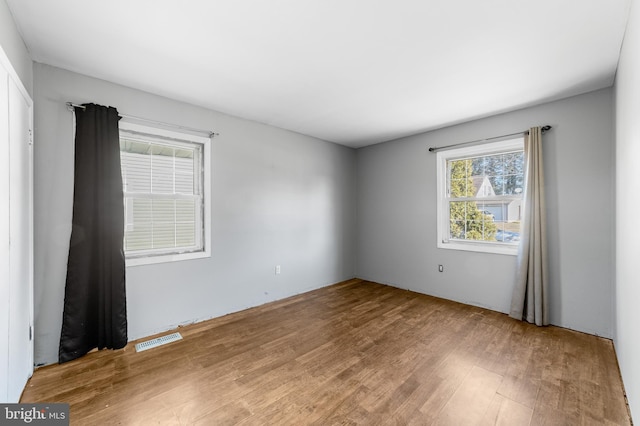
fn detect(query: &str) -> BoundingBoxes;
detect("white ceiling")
[6,0,631,148]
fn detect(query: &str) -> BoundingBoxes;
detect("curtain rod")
[66,102,219,138]
[428,125,551,153]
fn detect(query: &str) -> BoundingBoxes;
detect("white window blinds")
[120,135,203,257]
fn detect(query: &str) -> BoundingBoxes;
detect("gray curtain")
[509,126,548,326]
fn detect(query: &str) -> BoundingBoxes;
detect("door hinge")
[28,129,33,146]
[29,325,32,340]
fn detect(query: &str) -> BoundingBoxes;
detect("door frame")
[0,44,34,403]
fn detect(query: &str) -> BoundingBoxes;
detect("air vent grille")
[135,332,183,352]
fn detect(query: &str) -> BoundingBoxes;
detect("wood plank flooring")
[21,279,631,425]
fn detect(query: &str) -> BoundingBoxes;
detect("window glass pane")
[176,200,197,247]
[123,197,199,252]
[502,220,521,242]
[449,159,473,197]
[120,139,150,155]
[176,199,196,222]
[132,198,152,222]
[484,154,503,177]
[176,223,196,246]
[124,223,152,251]
[121,151,151,193]
[175,157,194,194]
[470,156,485,177]
[152,199,175,222]
[496,222,522,242]
[448,151,523,199]
[464,220,483,240]
[175,148,194,159]
[152,199,176,248]
[449,201,468,238]
[150,144,174,157]
[493,199,522,242]
[488,176,503,196]
[473,176,494,198]
[449,178,468,197]
[449,201,498,242]
[449,159,471,179]
[121,141,198,196]
[504,152,521,174]
[152,222,175,249]
[124,198,152,251]
[493,220,506,242]
[503,174,524,195]
[151,154,174,194]
[450,220,465,240]
[449,201,466,221]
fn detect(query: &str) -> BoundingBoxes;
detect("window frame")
[119,121,212,267]
[436,137,524,256]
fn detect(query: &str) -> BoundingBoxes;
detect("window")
[436,137,524,255]
[119,121,211,266]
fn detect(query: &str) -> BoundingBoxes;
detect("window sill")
[125,250,210,267]
[437,240,518,256]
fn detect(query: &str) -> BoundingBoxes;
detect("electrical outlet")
[438,265,444,272]
[275,265,281,275]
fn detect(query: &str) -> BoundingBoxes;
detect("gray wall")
[33,63,356,366]
[3,0,625,398]
[0,0,31,94]
[356,88,614,338]
[615,0,640,419]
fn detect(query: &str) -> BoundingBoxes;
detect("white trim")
[441,138,523,159]
[202,134,212,262]
[436,137,524,256]
[126,250,209,267]
[0,45,31,108]
[439,239,520,256]
[119,121,210,145]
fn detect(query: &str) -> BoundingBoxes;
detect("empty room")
[1,0,639,424]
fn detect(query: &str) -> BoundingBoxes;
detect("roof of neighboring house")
[471,176,495,197]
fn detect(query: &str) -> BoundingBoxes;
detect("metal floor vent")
[135,332,183,352]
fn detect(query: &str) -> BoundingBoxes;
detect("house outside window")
[436,137,524,255]
[119,121,211,266]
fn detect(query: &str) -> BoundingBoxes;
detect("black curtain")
[59,103,128,363]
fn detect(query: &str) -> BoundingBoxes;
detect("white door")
[0,54,34,403]
[7,76,33,403]
[0,59,10,404]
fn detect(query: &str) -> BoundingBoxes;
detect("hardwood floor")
[21,279,631,425]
